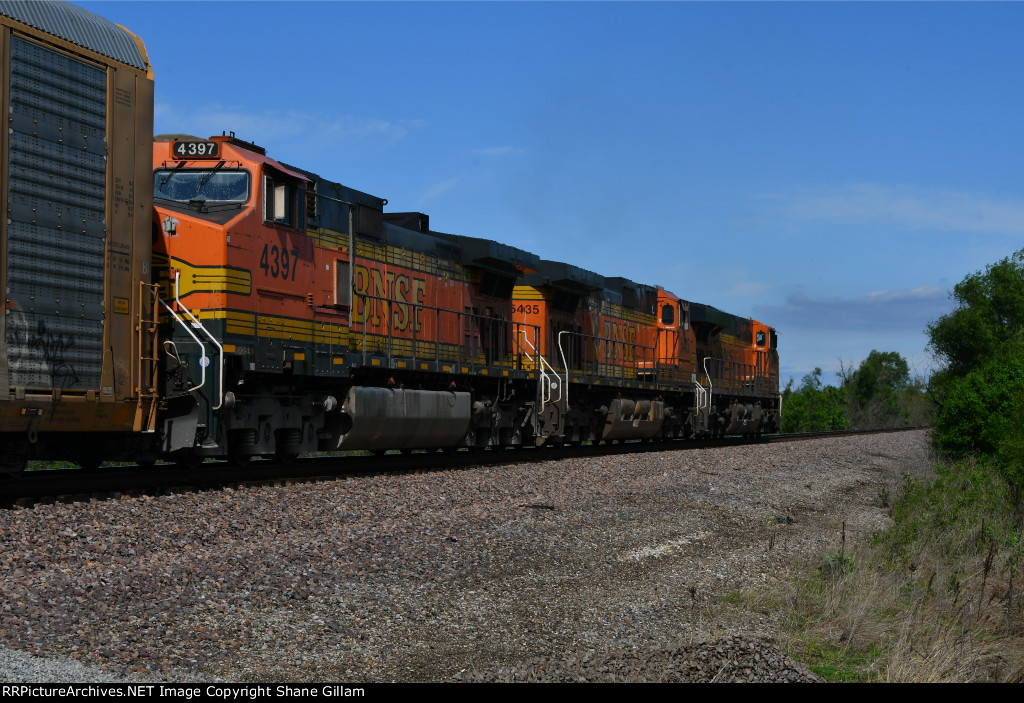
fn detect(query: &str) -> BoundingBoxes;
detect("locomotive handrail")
[174,270,224,411]
[695,380,707,411]
[353,291,541,371]
[514,329,563,407]
[158,297,207,396]
[552,329,657,383]
[701,356,713,410]
[699,355,772,397]
[556,330,571,404]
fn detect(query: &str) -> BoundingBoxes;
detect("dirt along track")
[0,429,933,682]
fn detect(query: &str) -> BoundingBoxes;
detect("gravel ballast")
[0,430,933,682]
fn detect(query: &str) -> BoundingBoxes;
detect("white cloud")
[772,183,1024,235]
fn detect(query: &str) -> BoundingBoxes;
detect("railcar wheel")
[1,459,26,478]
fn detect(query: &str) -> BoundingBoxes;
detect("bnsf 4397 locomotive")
[0,1,780,473]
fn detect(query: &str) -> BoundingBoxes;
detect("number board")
[172,140,220,159]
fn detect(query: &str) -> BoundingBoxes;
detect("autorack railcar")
[0,0,157,472]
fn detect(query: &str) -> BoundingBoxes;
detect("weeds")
[820,550,853,581]
[773,457,1024,682]
[876,484,891,509]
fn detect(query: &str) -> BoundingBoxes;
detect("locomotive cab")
[152,134,328,465]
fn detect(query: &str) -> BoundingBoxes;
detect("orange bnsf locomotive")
[150,131,780,467]
[0,1,780,472]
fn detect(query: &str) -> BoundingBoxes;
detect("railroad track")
[0,426,928,506]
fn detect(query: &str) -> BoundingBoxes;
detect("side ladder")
[134,281,160,432]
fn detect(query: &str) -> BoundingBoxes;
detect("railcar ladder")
[134,282,160,432]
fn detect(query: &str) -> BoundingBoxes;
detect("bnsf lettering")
[260,244,299,280]
[603,320,638,362]
[352,264,427,331]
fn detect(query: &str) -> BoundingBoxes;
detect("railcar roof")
[0,0,147,70]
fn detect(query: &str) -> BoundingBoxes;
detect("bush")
[781,368,848,433]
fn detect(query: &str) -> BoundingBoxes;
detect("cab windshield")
[154,169,250,206]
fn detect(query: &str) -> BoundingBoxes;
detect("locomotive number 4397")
[172,140,220,158]
[260,244,299,280]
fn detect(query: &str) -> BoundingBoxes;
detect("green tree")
[781,368,848,433]
[927,250,1024,485]
[928,249,1024,388]
[840,350,922,429]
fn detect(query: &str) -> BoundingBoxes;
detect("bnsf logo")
[602,320,638,361]
[352,264,427,331]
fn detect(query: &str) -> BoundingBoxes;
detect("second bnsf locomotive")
[0,0,780,472]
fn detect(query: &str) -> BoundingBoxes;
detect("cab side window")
[756,330,766,347]
[265,175,296,226]
[661,304,675,325]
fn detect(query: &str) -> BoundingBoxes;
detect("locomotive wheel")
[228,449,252,468]
[275,450,299,465]
[76,451,104,470]
[172,448,202,471]
[229,429,258,467]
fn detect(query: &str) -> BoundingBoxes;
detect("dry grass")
[765,458,1024,682]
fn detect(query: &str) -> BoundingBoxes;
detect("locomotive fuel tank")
[332,387,472,451]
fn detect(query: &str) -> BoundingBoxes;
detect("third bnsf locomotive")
[0,1,780,472]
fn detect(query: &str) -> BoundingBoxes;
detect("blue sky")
[83,0,1024,386]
